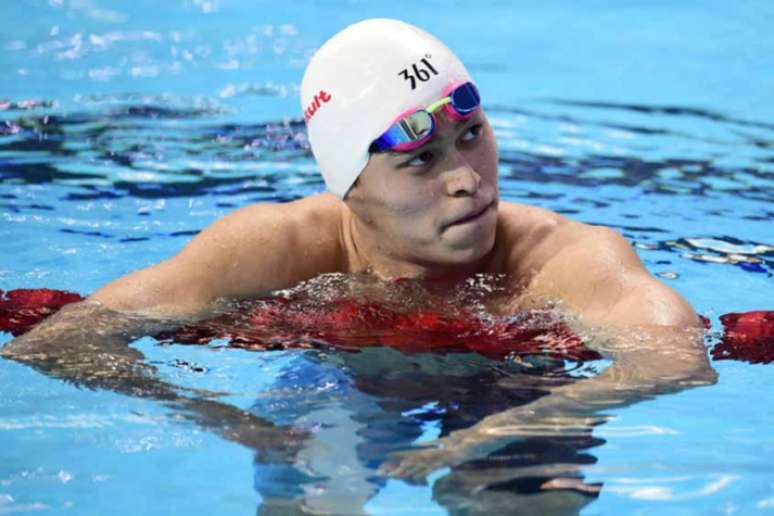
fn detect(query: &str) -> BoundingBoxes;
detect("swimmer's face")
[346,109,499,270]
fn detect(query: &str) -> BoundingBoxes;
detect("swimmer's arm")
[2,197,338,402]
[1,197,341,454]
[1,203,296,355]
[6,194,342,352]
[492,225,716,424]
[383,323,716,480]
[515,225,716,384]
[1,301,304,457]
[383,228,717,479]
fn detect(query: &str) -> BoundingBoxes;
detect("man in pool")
[3,18,715,485]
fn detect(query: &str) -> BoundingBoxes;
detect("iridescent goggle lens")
[371,82,481,153]
[444,81,481,118]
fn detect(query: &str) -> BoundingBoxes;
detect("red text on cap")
[304,90,332,123]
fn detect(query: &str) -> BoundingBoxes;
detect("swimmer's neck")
[340,204,495,282]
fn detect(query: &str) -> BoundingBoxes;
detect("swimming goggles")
[370,82,481,153]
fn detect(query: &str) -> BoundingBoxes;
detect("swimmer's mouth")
[444,201,495,229]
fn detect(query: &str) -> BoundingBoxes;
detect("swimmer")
[2,19,716,487]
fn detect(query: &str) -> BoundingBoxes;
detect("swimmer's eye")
[403,150,435,168]
[460,123,483,143]
[398,124,482,169]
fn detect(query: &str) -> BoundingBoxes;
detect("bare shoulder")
[200,192,343,241]
[181,193,346,293]
[91,193,347,315]
[499,204,698,327]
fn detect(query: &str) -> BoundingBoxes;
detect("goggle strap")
[426,97,452,114]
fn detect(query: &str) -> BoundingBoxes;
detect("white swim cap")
[301,18,474,198]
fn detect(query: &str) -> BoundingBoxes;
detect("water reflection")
[250,348,605,515]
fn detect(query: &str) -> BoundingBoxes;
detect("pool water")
[1,1,773,514]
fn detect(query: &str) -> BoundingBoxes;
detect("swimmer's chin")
[438,226,497,262]
[366,245,495,281]
[415,242,497,278]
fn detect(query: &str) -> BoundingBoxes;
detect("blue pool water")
[1,1,773,514]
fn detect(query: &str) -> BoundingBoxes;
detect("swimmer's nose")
[445,158,481,197]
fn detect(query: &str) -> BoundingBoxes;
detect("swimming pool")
[1,1,772,514]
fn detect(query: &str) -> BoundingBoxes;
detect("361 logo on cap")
[398,55,439,90]
[304,90,332,123]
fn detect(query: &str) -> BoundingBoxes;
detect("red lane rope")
[0,288,596,361]
[162,297,598,361]
[0,288,84,336]
[2,289,772,364]
[713,311,774,364]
